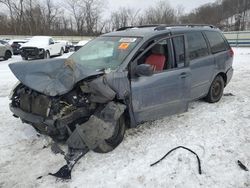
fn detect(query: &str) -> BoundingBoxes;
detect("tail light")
[229,48,234,57]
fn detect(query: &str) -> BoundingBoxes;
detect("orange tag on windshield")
[119,43,130,50]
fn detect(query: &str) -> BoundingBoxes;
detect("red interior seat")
[145,44,166,71]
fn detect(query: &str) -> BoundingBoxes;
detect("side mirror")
[135,64,154,77]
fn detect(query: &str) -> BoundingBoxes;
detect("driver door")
[130,35,191,123]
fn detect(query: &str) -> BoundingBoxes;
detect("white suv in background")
[0,40,12,60]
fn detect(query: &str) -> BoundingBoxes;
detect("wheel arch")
[5,49,12,55]
[217,72,227,87]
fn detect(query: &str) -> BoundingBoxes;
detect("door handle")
[179,72,188,79]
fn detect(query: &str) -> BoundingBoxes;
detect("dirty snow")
[0,49,249,188]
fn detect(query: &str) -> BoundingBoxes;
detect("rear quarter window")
[204,31,228,54]
[186,32,209,60]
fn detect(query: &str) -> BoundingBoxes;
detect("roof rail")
[154,24,216,30]
[116,26,135,31]
[116,24,217,31]
[116,25,160,31]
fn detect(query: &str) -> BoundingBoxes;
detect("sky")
[106,0,217,14]
[1,0,217,18]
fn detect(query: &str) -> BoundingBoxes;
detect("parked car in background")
[1,38,11,42]
[55,40,74,53]
[74,40,90,51]
[9,24,233,154]
[0,40,10,46]
[8,39,28,55]
[0,40,12,60]
[20,36,65,60]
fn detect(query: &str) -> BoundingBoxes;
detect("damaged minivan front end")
[9,36,141,154]
[9,66,130,153]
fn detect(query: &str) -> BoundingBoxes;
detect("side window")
[49,39,54,45]
[205,31,227,54]
[186,32,209,60]
[137,39,170,73]
[172,36,185,68]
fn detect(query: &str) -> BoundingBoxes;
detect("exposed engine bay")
[10,75,127,148]
[11,82,94,140]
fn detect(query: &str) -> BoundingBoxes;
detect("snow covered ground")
[0,49,249,188]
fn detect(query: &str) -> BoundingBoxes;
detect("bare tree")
[44,0,60,31]
[109,7,141,30]
[0,0,16,33]
[84,0,106,34]
[65,0,86,34]
[143,0,176,24]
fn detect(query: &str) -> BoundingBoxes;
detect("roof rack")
[116,25,160,31]
[116,24,217,31]
[154,24,216,31]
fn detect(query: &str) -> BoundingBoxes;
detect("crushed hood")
[9,58,103,96]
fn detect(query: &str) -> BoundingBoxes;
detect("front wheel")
[59,48,64,56]
[4,51,12,60]
[93,115,126,153]
[44,51,50,59]
[205,75,225,103]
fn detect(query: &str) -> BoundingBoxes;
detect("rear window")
[186,32,209,60]
[204,31,227,54]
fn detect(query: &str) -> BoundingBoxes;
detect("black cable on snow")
[150,146,202,175]
[237,160,249,171]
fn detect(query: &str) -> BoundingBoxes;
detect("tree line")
[0,0,249,36]
[181,0,250,31]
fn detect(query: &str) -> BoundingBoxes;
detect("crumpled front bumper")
[10,101,126,150]
[10,104,57,134]
[9,104,90,139]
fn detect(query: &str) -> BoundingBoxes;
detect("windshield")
[69,36,141,70]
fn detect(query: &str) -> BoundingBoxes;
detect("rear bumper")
[226,67,234,85]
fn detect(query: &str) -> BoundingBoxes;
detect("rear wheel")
[93,115,126,153]
[205,75,225,103]
[4,50,12,60]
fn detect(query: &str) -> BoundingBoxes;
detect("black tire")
[4,50,12,60]
[59,48,64,56]
[93,115,126,153]
[44,51,50,59]
[205,75,225,103]
[64,47,69,53]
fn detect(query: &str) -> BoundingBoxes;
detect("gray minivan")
[9,24,233,153]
